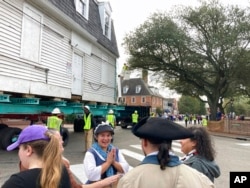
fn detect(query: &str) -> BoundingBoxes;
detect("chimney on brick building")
[142,69,148,85]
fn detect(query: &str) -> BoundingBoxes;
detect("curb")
[235,137,250,141]
[209,132,250,141]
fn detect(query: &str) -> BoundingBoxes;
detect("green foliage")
[156,107,163,115]
[234,103,247,115]
[178,95,206,115]
[224,97,250,116]
[64,114,77,123]
[123,0,250,120]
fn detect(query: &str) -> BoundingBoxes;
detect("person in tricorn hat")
[117,117,214,188]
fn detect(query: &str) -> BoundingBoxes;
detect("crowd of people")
[1,105,220,188]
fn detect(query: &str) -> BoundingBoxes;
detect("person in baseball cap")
[10,125,121,188]
[84,122,129,184]
[7,125,50,151]
[117,117,214,188]
[3,125,72,188]
[94,122,114,135]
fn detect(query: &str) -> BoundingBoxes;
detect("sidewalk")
[176,121,250,141]
[64,122,250,141]
[208,131,250,141]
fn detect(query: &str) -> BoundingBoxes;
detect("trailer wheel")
[61,127,69,147]
[1,127,22,150]
[0,127,9,149]
[0,124,8,130]
[120,123,128,129]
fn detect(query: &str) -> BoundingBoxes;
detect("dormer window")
[104,11,111,37]
[135,85,141,93]
[75,0,89,20]
[98,2,112,40]
[123,85,129,94]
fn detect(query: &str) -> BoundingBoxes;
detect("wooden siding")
[0,0,22,58]
[40,16,72,88]
[0,0,117,103]
[0,0,71,99]
[82,48,116,103]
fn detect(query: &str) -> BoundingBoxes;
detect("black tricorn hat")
[132,117,194,141]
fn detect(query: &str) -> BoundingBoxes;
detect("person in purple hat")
[2,125,71,188]
[16,128,123,188]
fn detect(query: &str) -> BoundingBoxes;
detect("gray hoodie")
[183,155,220,182]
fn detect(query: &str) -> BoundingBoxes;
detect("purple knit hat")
[7,125,49,151]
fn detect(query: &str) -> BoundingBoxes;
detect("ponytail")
[40,131,63,188]
[147,138,172,170]
[157,141,171,170]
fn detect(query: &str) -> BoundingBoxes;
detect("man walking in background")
[132,110,139,127]
[83,105,96,153]
[106,109,116,128]
[47,107,63,132]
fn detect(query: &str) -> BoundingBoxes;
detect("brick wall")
[208,119,250,136]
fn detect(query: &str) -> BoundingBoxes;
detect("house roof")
[48,0,119,57]
[164,98,176,102]
[121,78,163,97]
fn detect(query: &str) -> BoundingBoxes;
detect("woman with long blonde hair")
[13,127,122,188]
[2,125,70,188]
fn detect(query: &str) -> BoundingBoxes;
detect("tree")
[123,0,250,120]
[178,96,206,115]
[224,97,250,116]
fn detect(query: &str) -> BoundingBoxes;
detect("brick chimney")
[142,69,148,85]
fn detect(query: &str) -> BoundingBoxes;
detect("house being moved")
[0,0,120,115]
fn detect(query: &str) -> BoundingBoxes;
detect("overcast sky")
[108,0,249,98]
[108,0,249,69]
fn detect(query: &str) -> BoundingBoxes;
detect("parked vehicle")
[0,112,70,150]
[116,106,151,129]
[73,106,151,131]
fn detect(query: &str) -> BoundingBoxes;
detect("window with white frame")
[122,97,126,103]
[141,96,146,103]
[123,85,129,94]
[98,2,112,39]
[21,4,42,63]
[131,97,136,103]
[135,85,141,93]
[75,0,89,19]
[104,11,111,38]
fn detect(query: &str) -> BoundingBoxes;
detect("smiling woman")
[83,122,129,187]
[180,126,221,182]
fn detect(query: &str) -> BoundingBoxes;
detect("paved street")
[1,122,250,187]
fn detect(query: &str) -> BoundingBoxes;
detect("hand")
[111,148,117,165]
[100,174,122,187]
[106,148,115,164]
